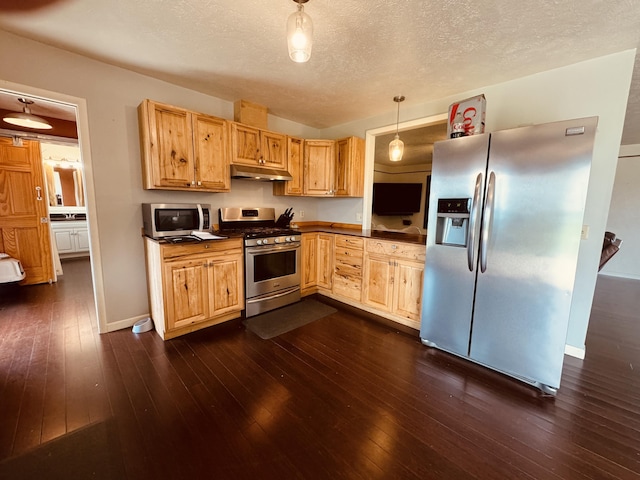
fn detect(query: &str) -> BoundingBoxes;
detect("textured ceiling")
[0,0,639,144]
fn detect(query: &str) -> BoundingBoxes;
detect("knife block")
[275,214,291,227]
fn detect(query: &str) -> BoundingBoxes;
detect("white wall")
[602,144,640,279]
[321,50,636,353]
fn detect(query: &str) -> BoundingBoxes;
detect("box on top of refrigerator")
[447,94,486,138]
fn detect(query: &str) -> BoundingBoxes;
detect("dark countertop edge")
[292,225,426,246]
[144,232,245,245]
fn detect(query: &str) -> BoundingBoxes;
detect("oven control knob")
[262,238,269,244]
[274,238,281,243]
[286,237,293,242]
[256,239,263,245]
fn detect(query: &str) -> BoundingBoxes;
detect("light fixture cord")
[395,100,400,135]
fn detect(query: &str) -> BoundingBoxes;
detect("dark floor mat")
[243,299,337,339]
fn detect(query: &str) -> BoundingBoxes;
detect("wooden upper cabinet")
[334,136,365,197]
[281,135,364,198]
[230,122,286,170]
[193,115,230,191]
[138,99,230,192]
[273,136,304,196]
[260,130,287,169]
[304,140,335,196]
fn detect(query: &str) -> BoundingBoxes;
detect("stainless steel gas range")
[218,207,301,317]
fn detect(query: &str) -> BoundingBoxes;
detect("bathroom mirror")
[41,142,86,213]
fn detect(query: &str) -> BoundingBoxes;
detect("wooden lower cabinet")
[300,232,334,295]
[301,233,318,294]
[302,232,426,330]
[362,238,426,328]
[144,237,244,340]
[317,233,334,291]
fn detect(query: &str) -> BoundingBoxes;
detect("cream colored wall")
[602,144,640,279]
[320,49,636,353]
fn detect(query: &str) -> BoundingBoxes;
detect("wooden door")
[193,114,230,192]
[304,140,335,196]
[273,136,303,196]
[230,123,260,166]
[260,130,287,170]
[208,256,243,317]
[316,233,334,290]
[163,258,209,331]
[301,233,318,291]
[141,100,196,189]
[362,254,393,312]
[334,136,365,197]
[392,259,424,323]
[0,137,53,285]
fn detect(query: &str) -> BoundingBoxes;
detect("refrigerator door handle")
[480,171,496,273]
[467,173,483,271]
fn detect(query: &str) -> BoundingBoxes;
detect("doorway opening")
[0,80,105,332]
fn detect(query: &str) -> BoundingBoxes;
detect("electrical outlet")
[299,210,304,218]
[581,225,589,240]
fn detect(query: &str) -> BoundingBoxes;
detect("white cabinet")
[51,220,89,257]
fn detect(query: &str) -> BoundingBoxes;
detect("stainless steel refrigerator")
[420,117,598,394]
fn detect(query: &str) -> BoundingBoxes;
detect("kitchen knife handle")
[467,173,483,271]
[480,171,496,273]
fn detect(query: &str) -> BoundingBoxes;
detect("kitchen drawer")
[334,248,363,264]
[334,262,362,278]
[335,235,364,250]
[365,239,426,262]
[333,273,362,301]
[161,238,243,261]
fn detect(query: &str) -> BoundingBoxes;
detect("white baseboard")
[106,313,150,333]
[598,271,640,281]
[564,344,585,359]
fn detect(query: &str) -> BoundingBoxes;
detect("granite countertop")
[292,224,426,246]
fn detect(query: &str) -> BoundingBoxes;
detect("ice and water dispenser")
[435,198,470,247]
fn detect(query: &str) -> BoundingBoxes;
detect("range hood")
[230,164,293,182]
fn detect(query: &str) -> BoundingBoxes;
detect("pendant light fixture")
[287,0,313,63]
[389,95,405,162]
[2,98,53,130]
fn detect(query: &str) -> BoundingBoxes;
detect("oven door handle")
[246,286,301,304]
[246,243,300,255]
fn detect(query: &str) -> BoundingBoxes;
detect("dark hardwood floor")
[0,258,639,479]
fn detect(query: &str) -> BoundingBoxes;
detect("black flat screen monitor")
[372,182,423,216]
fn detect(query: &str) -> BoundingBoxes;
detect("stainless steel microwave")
[142,203,211,239]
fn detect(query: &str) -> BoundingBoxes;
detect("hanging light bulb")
[389,95,405,162]
[3,97,52,130]
[287,0,313,63]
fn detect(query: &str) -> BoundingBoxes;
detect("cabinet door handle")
[35,186,42,200]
